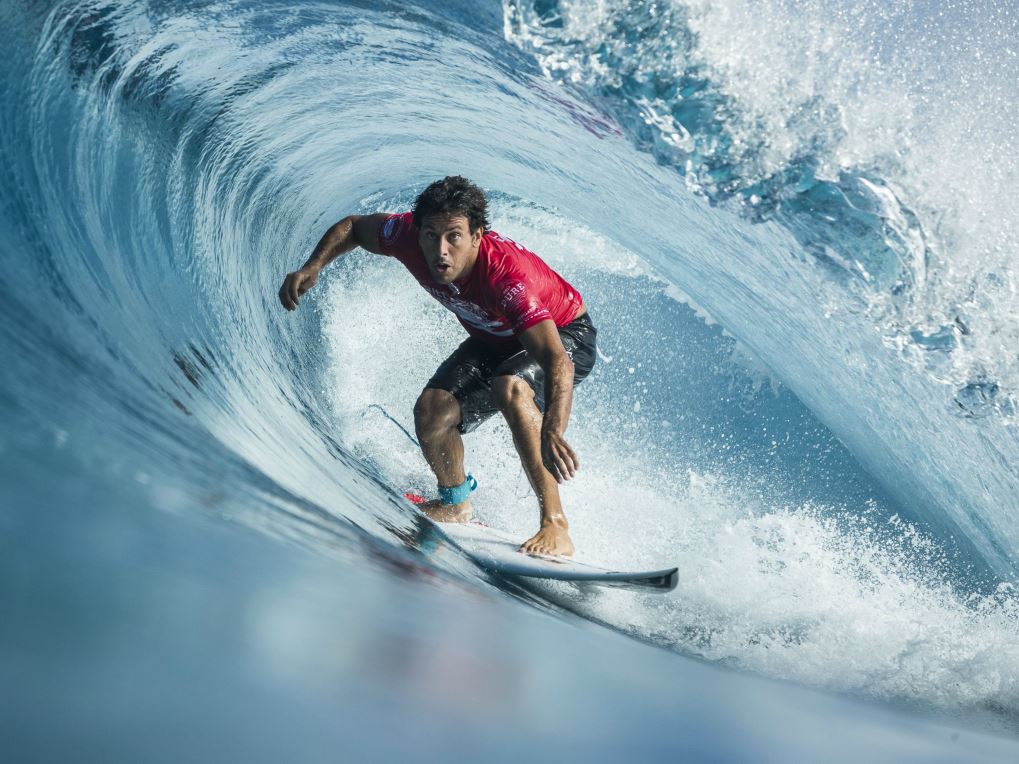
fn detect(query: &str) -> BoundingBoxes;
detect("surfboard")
[405,493,678,593]
[440,520,679,592]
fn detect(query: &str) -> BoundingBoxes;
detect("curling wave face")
[506,0,1019,405]
[504,0,1019,575]
[1,0,1018,730]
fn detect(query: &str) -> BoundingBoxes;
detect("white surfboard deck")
[436,520,678,593]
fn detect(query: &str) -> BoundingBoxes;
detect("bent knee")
[414,388,461,433]
[492,374,535,410]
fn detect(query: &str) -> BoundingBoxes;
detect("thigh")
[425,336,514,434]
[492,313,599,411]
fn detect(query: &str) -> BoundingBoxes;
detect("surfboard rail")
[436,518,679,593]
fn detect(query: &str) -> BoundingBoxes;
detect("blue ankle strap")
[438,474,477,505]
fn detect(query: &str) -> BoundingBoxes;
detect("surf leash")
[363,404,420,447]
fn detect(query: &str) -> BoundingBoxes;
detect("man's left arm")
[518,320,578,483]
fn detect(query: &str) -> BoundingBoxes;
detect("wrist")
[541,421,563,438]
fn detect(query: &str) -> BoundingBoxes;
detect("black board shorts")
[426,313,598,434]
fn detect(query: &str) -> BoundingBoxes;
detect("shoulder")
[478,233,518,285]
[482,240,535,311]
[483,230,549,283]
[376,212,418,257]
[480,230,528,274]
[483,229,525,255]
[379,212,415,247]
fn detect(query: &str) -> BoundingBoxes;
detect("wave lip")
[504,0,1019,414]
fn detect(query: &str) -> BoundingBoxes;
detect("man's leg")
[413,388,472,522]
[492,375,575,557]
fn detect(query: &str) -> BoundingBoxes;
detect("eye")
[426,232,437,239]
[450,232,461,241]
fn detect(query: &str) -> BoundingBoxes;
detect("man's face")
[418,214,482,284]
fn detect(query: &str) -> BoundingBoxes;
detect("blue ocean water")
[2,0,1019,759]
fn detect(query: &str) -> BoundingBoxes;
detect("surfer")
[279,176,596,557]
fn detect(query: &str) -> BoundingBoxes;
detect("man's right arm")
[279,213,391,311]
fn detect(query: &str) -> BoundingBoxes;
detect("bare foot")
[418,499,472,523]
[519,523,575,557]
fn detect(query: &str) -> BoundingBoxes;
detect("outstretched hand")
[279,267,319,310]
[541,430,579,483]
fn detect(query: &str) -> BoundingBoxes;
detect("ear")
[472,227,484,245]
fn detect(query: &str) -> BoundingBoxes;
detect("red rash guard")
[377,212,583,344]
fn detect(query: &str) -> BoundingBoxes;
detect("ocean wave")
[504,0,1019,417]
[2,0,1018,728]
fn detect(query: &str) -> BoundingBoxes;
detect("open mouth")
[435,263,452,276]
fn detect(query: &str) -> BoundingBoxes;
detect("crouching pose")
[280,176,596,557]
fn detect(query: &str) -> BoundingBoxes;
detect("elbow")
[335,214,358,237]
[341,214,361,240]
[327,215,365,252]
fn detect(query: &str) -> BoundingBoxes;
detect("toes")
[520,540,542,556]
[521,534,571,557]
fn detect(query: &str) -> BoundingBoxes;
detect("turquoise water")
[2,0,1018,758]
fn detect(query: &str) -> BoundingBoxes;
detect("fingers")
[279,273,296,310]
[559,442,579,478]
[279,271,312,311]
[542,438,580,483]
[541,451,562,483]
[548,460,567,484]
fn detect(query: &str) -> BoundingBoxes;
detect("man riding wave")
[279,176,597,557]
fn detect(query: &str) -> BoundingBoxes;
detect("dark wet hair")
[412,176,490,233]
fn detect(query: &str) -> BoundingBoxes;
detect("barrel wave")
[2,0,1019,753]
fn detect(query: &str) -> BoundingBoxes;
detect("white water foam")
[505,0,1019,412]
[321,202,1019,724]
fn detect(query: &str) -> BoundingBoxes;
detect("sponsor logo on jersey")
[498,281,527,311]
[424,288,514,336]
[381,215,402,243]
[517,304,551,328]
